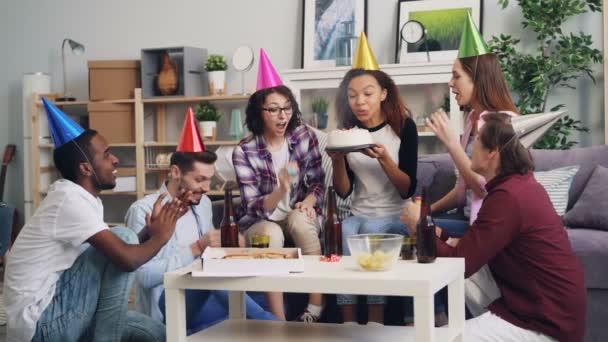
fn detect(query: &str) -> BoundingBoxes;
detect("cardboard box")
[194,247,304,277]
[88,103,134,143]
[88,60,141,100]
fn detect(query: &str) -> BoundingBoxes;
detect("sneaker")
[296,309,320,323]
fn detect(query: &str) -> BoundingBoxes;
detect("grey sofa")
[212,145,608,339]
[417,145,608,342]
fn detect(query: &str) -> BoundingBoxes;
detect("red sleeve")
[436,189,521,278]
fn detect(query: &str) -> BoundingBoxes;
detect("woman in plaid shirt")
[232,84,325,322]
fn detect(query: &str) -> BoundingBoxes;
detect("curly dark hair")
[53,129,98,183]
[245,85,302,136]
[336,68,411,136]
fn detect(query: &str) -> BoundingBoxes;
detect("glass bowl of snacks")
[347,233,403,271]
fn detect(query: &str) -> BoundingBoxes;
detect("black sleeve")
[398,117,418,199]
[336,157,355,199]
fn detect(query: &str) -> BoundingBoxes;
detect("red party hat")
[177,107,206,152]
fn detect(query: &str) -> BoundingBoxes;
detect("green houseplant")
[205,54,228,96]
[195,101,222,140]
[205,54,228,72]
[489,0,602,149]
[312,97,329,129]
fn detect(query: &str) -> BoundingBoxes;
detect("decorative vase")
[199,121,217,140]
[316,112,328,129]
[208,70,227,96]
[157,53,179,96]
[229,108,243,139]
[335,21,358,67]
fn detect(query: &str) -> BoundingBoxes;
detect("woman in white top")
[329,68,418,325]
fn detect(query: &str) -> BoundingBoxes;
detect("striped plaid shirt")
[232,125,325,230]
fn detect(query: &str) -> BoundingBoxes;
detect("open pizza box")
[192,247,304,277]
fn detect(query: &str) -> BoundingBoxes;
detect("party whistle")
[287,165,299,177]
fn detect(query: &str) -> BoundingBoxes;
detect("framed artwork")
[395,0,482,64]
[301,0,367,69]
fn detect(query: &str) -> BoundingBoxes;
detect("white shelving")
[282,62,462,136]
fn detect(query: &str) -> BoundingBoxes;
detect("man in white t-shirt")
[4,129,188,342]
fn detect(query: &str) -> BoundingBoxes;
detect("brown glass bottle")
[416,188,436,263]
[220,187,239,248]
[324,186,342,256]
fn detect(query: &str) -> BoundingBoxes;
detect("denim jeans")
[337,214,407,306]
[32,227,166,342]
[434,214,469,237]
[158,290,276,335]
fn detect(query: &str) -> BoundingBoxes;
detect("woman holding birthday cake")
[328,33,418,326]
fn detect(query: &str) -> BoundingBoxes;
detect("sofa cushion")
[531,145,608,210]
[533,165,579,216]
[563,166,608,231]
[415,154,457,204]
[567,228,608,289]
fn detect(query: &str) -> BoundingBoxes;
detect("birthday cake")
[327,128,374,149]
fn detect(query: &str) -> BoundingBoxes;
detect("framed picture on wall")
[395,0,482,64]
[301,0,367,69]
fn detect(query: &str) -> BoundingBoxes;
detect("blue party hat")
[42,97,85,148]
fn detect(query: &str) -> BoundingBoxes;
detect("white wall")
[0,0,604,220]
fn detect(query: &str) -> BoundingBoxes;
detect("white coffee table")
[164,256,465,342]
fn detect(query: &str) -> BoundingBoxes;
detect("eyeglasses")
[262,106,293,116]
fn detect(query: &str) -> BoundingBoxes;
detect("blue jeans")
[434,218,469,237]
[32,227,165,342]
[337,214,407,306]
[158,290,276,335]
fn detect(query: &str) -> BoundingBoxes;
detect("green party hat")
[458,11,490,58]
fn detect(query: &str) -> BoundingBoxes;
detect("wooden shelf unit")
[30,89,247,221]
[144,189,239,197]
[143,140,239,147]
[142,95,249,104]
[35,99,136,107]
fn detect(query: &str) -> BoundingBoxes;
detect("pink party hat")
[256,48,283,91]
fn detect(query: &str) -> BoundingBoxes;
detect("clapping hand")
[278,161,299,192]
[145,192,189,244]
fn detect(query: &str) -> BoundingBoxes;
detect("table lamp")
[57,38,85,102]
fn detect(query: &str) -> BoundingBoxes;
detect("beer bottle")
[416,188,436,263]
[220,186,239,248]
[324,186,342,256]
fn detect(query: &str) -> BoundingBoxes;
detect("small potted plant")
[205,54,228,96]
[312,97,329,129]
[195,101,222,140]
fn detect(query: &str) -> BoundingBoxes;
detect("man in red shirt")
[411,113,586,341]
